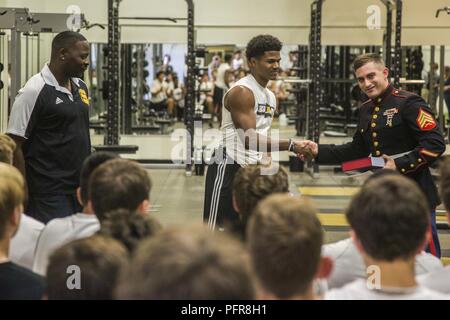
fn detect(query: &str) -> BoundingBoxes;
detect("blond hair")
[0,134,16,164]
[0,163,24,237]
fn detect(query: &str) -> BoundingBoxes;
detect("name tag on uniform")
[383,108,398,127]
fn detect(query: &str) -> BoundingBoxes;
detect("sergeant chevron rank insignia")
[416,108,436,131]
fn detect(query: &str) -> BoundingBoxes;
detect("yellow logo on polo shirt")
[79,89,89,105]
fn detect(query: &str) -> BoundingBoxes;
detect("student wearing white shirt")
[325,173,447,300]
[417,157,450,294]
[326,278,447,300]
[10,214,44,270]
[33,152,118,275]
[0,134,45,271]
[323,237,443,290]
[0,164,45,300]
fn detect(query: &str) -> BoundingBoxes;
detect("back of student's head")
[46,235,127,299]
[0,134,16,164]
[248,194,323,299]
[233,164,289,220]
[439,156,450,212]
[98,209,162,253]
[89,159,151,221]
[0,163,24,239]
[361,168,400,187]
[346,174,429,261]
[116,226,255,300]
[79,151,118,205]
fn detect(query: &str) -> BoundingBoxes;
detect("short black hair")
[346,175,429,261]
[245,34,282,61]
[51,31,87,58]
[79,152,119,205]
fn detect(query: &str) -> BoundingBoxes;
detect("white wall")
[3,0,450,74]
[3,0,450,45]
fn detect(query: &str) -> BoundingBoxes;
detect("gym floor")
[111,120,450,262]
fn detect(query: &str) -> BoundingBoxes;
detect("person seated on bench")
[199,73,214,116]
[150,71,175,117]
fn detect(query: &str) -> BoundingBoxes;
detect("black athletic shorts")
[213,86,224,106]
[203,150,241,231]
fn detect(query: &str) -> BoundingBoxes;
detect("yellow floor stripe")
[317,213,348,227]
[300,187,360,197]
[319,213,447,226]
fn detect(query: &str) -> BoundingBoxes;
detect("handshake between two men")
[289,139,397,170]
[290,140,318,162]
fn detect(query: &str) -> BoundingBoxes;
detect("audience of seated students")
[46,235,127,299]
[248,194,332,300]
[231,164,289,241]
[0,163,45,299]
[115,225,255,300]
[4,116,450,302]
[32,152,118,275]
[0,134,44,270]
[325,174,448,300]
[323,170,443,289]
[97,208,162,253]
[418,156,450,294]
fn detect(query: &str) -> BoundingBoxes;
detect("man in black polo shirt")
[7,31,91,223]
